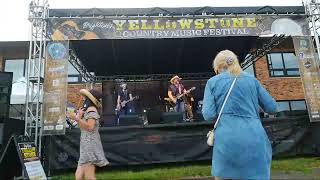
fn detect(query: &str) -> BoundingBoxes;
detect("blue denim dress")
[202,71,277,180]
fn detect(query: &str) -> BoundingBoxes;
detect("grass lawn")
[52,157,320,180]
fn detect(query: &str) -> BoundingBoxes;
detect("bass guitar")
[116,96,139,111]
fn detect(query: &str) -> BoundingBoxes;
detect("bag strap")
[213,77,237,130]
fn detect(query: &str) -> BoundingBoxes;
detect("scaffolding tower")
[25,0,49,156]
[305,0,320,65]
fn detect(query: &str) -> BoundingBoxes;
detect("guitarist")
[116,82,134,115]
[168,75,187,121]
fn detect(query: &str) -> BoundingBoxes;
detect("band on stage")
[66,75,198,128]
[115,75,196,124]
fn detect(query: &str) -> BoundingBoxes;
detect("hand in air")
[77,108,85,119]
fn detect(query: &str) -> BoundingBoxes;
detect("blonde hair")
[213,50,242,76]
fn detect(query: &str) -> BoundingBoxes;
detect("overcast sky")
[0,0,303,41]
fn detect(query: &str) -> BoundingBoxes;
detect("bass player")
[116,82,135,115]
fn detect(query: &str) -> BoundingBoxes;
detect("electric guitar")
[166,87,196,104]
[116,96,139,111]
[175,87,196,100]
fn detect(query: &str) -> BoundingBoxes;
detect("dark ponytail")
[82,98,96,111]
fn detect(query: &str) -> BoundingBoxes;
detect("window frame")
[4,59,27,82]
[5,59,85,84]
[276,99,307,111]
[67,62,84,84]
[267,52,300,78]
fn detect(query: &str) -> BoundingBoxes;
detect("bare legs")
[75,164,96,180]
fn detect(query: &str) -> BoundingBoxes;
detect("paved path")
[179,170,320,180]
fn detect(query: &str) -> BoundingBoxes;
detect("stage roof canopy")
[71,36,260,77]
[51,6,300,77]
[49,6,305,17]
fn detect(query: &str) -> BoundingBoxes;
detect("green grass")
[271,157,320,174]
[52,157,320,180]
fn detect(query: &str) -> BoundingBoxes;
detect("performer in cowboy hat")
[67,88,109,180]
[168,75,187,121]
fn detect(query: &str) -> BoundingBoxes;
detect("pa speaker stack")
[0,72,13,146]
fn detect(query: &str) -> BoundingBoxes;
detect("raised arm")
[256,80,277,113]
[68,107,98,132]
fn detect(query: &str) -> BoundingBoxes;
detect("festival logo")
[48,42,67,60]
[304,60,312,69]
[298,52,305,60]
[144,135,163,144]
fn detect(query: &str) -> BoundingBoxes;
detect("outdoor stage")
[19,3,320,176]
[44,114,316,174]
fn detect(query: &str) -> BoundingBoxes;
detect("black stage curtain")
[44,115,315,172]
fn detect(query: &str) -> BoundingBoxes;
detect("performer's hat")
[79,89,102,109]
[170,75,182,84]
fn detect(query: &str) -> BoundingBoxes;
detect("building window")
[5,60,83,83]
[243,54,256,77]
[277,101,290,112]
[267,52,300,77]
[68,62,83,83]
[276,100,307,112]
[5,59,26,82]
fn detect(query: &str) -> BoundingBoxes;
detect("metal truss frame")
[69,49,95,82]
[241,35,289,70]
[305,0,320,66]
[25,0,49,157]
[95,72,213,82]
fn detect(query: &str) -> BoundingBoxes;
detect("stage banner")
[47,15,308,40]
[293,37,320,122]
[42,41,69,135]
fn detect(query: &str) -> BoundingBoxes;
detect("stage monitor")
[161,112,183,124]
[118,115,141,126]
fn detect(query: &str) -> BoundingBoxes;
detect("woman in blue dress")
[202,50,277,180]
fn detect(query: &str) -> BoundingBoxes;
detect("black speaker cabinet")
[194,112,205,122]
[146,109,162,124]
[0,72,13,123]
[161,112,183,124]
[1,118,24,146]
[0,72,13,146]
[118,114,141,126]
